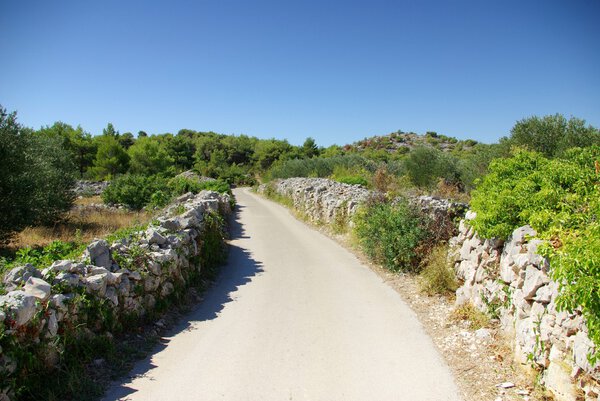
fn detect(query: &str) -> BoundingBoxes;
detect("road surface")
[104,188,463,401]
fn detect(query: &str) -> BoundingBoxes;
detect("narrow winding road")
[104,188,463,401]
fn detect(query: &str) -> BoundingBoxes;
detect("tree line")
[2,102,598,243]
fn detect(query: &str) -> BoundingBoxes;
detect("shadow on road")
[103,204,263,401]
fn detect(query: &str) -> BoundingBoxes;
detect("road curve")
[103,188,463,401]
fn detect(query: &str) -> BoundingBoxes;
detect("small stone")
[88,266,109,276]
[147,229,167,245]
[50,294,69,311]
[128,271,142,280]
[46,310,59,337]
[522,266,550,300]
[85,274,108,297]
[104,287,119,306]
[50,260,72,272]
[85,240,112,269]
[23,277,52,301]
[147,260,162,275]
[54,272,80,287]
[160,282,175,297]
[496,382,515,389]
[0,291,38,326]
[475,328,491,339]
[2,264,42,291]
[465,210,477,220]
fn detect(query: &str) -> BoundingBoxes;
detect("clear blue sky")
[1,0,599,147]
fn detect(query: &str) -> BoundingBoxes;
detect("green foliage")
[331,164,370,187]
[105,224,146,244]
[470,145,600,361]
[353,199,427,272]
[405,146,464,189]
[102,174,168,210]
[470,147,598,239]
[3,240,85,272]
[166,134,196,171]
[89,135,130,179]
[0,106,77,242]
[268,154,377,180]
[506,114,600,158]
[128,136,175,176]
[36,122,97,178]
[301,137,320,158]
[148,190,171,209]
[253,138,296,171]
[197,211,228,278]
[168,177,231,196]
[544,194,600,363]
[334,176,369,187]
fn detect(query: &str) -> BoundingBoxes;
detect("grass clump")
[418,245,458,296]
[451,303,491,330]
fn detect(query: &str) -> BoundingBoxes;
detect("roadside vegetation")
[2,99,600,364]
[258,113,600,364]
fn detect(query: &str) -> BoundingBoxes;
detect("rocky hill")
[344,130,479,154]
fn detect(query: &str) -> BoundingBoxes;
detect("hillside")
[344,130,479,154]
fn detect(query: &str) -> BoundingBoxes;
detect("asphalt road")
[103,188,463,401]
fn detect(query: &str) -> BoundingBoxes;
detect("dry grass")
[432,178,471,203]
[451,302,491,330]
[9,198,152,251]
[418,244,458,296]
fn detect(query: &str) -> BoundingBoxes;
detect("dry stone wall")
[258,178,466,227]
[0,190,232,400]
[450,213,600,401]
[258,178,372,225]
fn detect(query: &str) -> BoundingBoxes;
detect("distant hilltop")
[344,131,479,154]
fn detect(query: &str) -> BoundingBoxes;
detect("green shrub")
[353,198,427,272]
[469,145,600,361]
[148,190,171,209]
[197,211,228,278]
[268,154,377,180]
[0,106,76,243]
[168,177,231,196]
[470,147,598,239]
[335,176,369,187]
[506,114,600,158]
[102,174,168,210]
